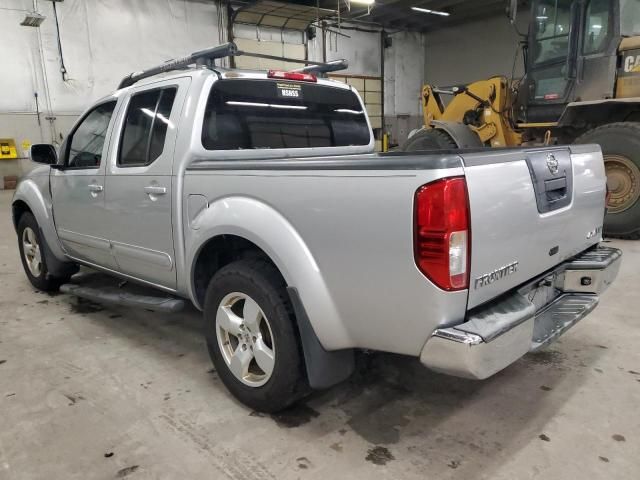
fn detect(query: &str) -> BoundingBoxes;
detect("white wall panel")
[308,26,381,77]
[384,31,425,117]
[423,13,528,87]
[0,0,220,114]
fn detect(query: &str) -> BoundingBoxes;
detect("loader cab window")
[583,0,611,55]
[621,0,640,36]
[528,0,576,103]
[532,0,573,65]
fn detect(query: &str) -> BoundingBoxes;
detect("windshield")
[621,0,640,36]
[532,0,573,65]
[202,79,371,150]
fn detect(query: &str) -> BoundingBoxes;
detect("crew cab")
[12,44,621,412]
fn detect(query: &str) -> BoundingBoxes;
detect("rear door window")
[118,87,177,167]
[202,79,370,150]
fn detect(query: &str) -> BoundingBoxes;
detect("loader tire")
[401,128,458,152]
[575,122,640,239]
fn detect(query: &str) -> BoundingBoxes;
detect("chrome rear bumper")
[420,245,621,380]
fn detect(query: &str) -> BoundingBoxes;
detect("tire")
[17,212,71,291]
[401,128,458,151]
[575,122,640,239]
[204,258,308,412]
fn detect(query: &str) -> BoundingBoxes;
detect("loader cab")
[517,0,637,123]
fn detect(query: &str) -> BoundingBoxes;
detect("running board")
[60,283,185,313]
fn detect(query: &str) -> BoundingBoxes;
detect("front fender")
[12,176,66,262]
[186,195,352,350]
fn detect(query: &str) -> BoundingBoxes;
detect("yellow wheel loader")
[403,0,640,238]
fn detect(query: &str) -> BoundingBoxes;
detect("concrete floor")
[0,189,639,480]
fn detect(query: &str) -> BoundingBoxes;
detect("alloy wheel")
[22,227,42,277]
[215,292,275,387]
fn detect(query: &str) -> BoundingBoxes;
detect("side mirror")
[30,144,58,165]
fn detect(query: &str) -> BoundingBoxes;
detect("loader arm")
[421,77,522,148]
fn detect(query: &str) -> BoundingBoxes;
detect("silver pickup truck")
[12,44,621,412]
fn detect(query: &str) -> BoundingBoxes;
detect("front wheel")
[204,258,308,412]
[17,212,71,291]
[575,123,640,239]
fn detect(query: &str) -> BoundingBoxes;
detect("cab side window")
[67,101,117,168]
[583,0,611,55]
[118,87,177,167]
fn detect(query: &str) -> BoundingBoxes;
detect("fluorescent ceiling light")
[411,6,449,16]
[351,0,375,5]
[226,101,308,110]
[20,12,45,27]
[334,109,364,114]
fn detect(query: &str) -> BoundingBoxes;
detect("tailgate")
[462,144,606,309]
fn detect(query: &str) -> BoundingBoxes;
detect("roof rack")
[118,43,238,89]
[117,42,348,89]
[292,59,349,75]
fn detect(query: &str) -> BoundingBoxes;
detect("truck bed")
[184,144,606,355]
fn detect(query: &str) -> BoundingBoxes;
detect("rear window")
[201,79,370,150]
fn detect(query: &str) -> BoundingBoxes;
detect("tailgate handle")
[545,177,567,192]
[544,176,567,203]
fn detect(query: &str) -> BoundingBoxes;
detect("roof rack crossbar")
[117,43,348,89]
[118,42,238,89]
[235,51,348,76]
[292,59,348,75]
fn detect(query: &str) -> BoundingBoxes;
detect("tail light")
[267,70,317,82]
[414,177,470,291]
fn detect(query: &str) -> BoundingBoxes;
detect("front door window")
[67,102,116,168]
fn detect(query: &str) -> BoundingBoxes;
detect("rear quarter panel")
[183,162,468,355]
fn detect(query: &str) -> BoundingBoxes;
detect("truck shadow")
[58,273,607,479]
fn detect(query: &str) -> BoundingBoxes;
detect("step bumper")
[419,245,621,380]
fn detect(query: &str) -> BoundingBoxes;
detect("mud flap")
[287,287,355,389]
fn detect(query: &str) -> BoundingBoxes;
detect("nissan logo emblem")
[546,153,559,175]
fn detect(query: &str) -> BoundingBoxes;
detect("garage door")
[233,37,305,71]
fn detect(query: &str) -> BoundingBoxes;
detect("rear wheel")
[401,128,457,151]
[575,123,640,239]
[17,213,71,291]
[204,258,308,412]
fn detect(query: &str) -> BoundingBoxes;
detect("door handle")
[88,184,103,193]
[144,186,167,195]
